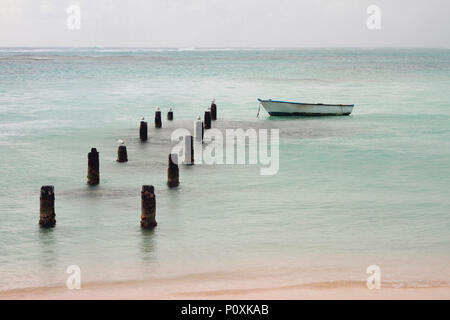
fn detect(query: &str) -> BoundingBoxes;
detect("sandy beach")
[1,279,449,300]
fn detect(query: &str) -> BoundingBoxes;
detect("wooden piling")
[87,148,100,185]
[117,145,128,162]
[141,185,157,228]
[190,135,194,164]
[184,135,194,164]
[140,120,148,142]
[167,107,174,121]
[155,108,162,128]
[211,100,217,120]
[204,110,211,129]
[39,185,56,228]
[195,116,203,142]
[167,154,179,188]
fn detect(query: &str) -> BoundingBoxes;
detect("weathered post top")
[40,185,55,200]
[142,185,154,194]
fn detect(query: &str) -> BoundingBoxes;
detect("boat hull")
[258,99,354,116]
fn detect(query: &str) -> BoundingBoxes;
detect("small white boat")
[258,98,354,116]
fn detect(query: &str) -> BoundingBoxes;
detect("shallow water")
[0,48,449,291]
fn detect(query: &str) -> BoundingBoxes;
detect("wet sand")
[1,279,449,300]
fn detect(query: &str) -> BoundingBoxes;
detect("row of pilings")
[39,101,218,229]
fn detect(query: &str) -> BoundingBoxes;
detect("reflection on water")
[38,227,57,268]
[140,228,157,263]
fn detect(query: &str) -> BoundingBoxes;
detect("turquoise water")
[0,48,449,291]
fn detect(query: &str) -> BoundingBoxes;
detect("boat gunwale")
[257,98,354,107]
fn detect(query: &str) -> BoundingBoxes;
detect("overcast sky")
[1,0,449,47]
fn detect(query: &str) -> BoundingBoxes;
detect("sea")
[0,48,449,292]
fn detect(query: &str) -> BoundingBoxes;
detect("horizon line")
[0,46,449,49]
